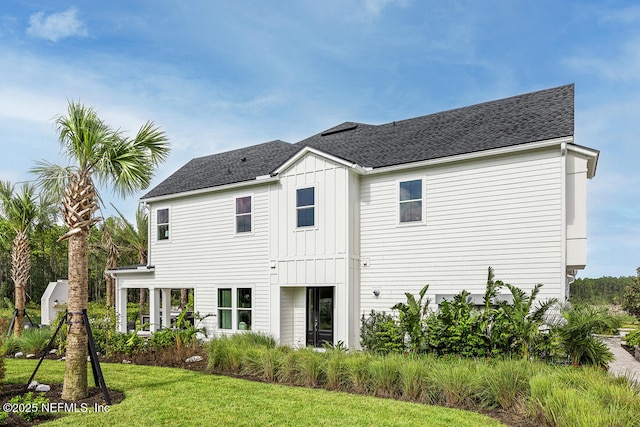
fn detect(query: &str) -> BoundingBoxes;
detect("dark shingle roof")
[296,84,574,168]
[142,84,574,199]
[142,140,299,199]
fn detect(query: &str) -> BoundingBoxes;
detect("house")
[109,84,598,349]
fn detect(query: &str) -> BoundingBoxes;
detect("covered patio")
[108,264,194,334]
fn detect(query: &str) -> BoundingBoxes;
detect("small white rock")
[185,355,203,363]
[26,354,36,359]
[35,384,51,392]
[28,381,38,390]
[15,352,24,358]
[122,359,132,364]
[58,357,66,361]
[49,349,58,354]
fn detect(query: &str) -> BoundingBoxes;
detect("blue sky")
[0,1,638,278]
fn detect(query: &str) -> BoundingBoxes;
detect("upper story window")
[296,187,315,227]
[235,196,252,233]
[157,208,170,240]
[399,179,423,223]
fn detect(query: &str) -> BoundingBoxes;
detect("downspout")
[560,142,568,302]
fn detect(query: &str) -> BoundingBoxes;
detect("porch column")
[161,288,171,329]
[116,287,128,333]
[149,288,161,332]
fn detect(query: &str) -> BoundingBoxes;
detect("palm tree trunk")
[62,230,89,400]
[12,231,30,337]
[180,288,188,309]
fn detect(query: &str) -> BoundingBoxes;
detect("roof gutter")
[140,176,280,203]
[365,136,575,175]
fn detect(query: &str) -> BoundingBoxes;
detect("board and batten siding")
[360,147,565,315]
[148,184,271,336]
[269,152,360,346]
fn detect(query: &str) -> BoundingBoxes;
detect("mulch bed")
[0,383,123,427]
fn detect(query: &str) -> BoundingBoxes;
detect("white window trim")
[234,193,255,235]
[396,177,426,226]
[295,184,318,230]
[156,207,171,241]
[216,285,254,332]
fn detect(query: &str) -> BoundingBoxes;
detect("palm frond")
[30,160,74,201]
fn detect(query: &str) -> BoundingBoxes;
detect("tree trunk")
[62,230,89,400]
[11,231,30,337]
[140,288,147,316]
[180,288,188,309]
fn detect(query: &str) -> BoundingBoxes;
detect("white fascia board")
[273,146,366,175]
[106,266,155,276]
[365,136,575,175]
[140,176,280,203]
[566,144,599,178]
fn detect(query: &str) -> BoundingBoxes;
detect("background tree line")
[569,275,635,305]
[0,213,143,307]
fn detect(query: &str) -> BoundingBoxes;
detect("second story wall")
[269,152,355,286]
[360,146,565,313]
[148,184,271,287]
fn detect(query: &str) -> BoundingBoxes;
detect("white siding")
[268,152,359,347]
[148,185,271,335]
[566,152,588,269]
[360,147,564,315]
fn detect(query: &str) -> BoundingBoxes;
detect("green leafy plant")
[625,329,640,347]
[425,290,486,357]
[622,268,640,319]
[392,284,430,353]
[559,305,618,366]
[360,310,404,355]
[18,327,52,355]
[9,392,49,422]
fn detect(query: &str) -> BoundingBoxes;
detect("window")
[157,208,169,240]
[217,288,232,329]
[217,287,252,331]
[399,179,423,223]
[235,196,252,233]
[296,187,315,227]
[237,288,252,330]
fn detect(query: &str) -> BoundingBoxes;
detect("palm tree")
[0,182,55,336]
[33,101,169,400]
[0,181,37,337]
[112,203,148,312]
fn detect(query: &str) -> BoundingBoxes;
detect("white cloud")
[26,7,88,42]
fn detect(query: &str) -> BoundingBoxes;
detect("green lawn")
[3,359,504,426]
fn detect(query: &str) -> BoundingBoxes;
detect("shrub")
[529,367,640,426]
[398,354,434,402]
[425,291,487,357]
[368,353,402,398]
[360,310,403,355]
[343,352,372,394]
[325,349,348,390]
[18,327,52,355]
[430,358,484,406]
[625,329,640,347]
[559,305,618,366]
[392,284,430,353]
[622,268,640,319]
[0,334,20,355]
[107,331,146,356]
[9,392,49,422]
[479,358,536,410]
[0,347,5,385]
